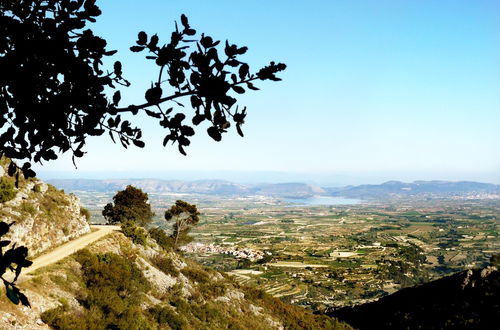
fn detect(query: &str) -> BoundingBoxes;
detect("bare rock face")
[0,161,90,257]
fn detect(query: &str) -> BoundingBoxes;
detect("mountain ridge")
[47,178,500,200]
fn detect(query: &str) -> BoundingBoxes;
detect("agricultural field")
[77,191,499,311]
[183,198,499,310]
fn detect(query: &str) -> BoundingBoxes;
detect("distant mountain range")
[47,178,500,200]
[325,180,500,199]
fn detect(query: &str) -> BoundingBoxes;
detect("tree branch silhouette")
[0,1,286,183]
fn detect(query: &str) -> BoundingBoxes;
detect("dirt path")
[23,225,120,275]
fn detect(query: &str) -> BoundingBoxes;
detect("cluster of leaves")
[102,185,154,227]
[128,14,286,154]
[0,221,32,307]
[0,0,136,180]
[1,2,286,179]
[42,249,153,329]
[120,220,148,246]
[164,199,200,247]
[0,176,16,203]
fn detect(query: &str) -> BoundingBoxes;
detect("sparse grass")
[20,201,37,216]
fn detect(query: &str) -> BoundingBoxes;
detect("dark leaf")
[190,95,202,108]
[108,131,116,143]
[0,240,10,247]
[6,286,19,305]
[178,144,187,156]
[227,59,239,67]
[180,126,195,136]
[237,46,248,55]
[8,161,16,176]
[207,126,222,142]
[137,31,148,45]
[104,50,117,56]
[163,135,171,146]
[247,82,259,90]
[239,63,249,80]
[133,140,145,148]
[23,168,36,179]
[0,222,12,236]
[18,291,30,307]
[232,86,245,94]
[145,109,161,118]
[74,149,84,158]
[145,86,162,104]
[113,61,122,75]
[178,136,190,146]
[200,35,213,48]
[180,14,189,28]
[130,46,145,52]
[192,114,205,126]
[148,35,159,49]
[112,91,121,106]
[236,124,244,137]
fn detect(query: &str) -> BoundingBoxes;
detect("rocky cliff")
[0,159,90,257]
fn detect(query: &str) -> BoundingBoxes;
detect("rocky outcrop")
[0,161,90,257]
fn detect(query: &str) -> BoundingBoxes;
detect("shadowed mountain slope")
[327,266,499,329]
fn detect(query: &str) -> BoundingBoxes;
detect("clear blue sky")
[34,0,500,184]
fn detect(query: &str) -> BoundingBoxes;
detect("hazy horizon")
[36,169,500,187]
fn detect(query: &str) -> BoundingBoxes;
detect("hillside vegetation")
[0,229,352,329]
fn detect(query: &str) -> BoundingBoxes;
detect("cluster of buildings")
[180,242,265,261]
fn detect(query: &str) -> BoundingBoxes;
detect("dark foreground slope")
[327,266,499,329]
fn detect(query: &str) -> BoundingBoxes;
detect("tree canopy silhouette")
[102,185,154,227]
[0,0,286,182]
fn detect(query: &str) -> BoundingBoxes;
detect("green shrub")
[149,306,186,330]
[32,184,42,193]
[79,207,91,222]
[151,255,179,277]
[199,281,227,299]
[20,201,36,215]
[181,266,210,283]
[0,176,16,203]
[149,227,174,250]
[121,220,148,245]
[41,250,154,329]
[41,305,87,330]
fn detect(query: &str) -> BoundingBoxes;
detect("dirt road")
[23,225,120,275]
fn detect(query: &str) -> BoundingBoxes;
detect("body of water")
[285,196,361,206]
